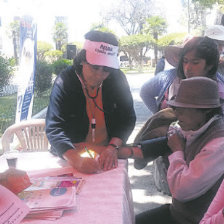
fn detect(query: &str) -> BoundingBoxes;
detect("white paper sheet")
[0,185,30,224]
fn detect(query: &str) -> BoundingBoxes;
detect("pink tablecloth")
[0,152,135,224]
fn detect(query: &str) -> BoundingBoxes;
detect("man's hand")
[98,146,118,171]
[63,149,100,174]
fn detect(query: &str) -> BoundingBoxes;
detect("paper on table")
[19,187,76,209]
[0,185,30,224]
[28,173,85,194]
[18,187,76,221]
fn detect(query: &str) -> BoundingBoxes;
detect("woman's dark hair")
[177,36,219,79]
[73,30,119,74]
[171,106,223,123]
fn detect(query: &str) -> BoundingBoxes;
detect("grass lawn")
[0,89,51,136]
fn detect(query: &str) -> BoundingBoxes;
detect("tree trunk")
[154,32,158,65]
[154,44,158,65]
[13,34,18,65]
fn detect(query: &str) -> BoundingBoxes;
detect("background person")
[154,55,165,75]
[140,36,224,115]
[204,24,224,76]
[46,30,136,174]
[200,178,224,224]
[200,179,224,224]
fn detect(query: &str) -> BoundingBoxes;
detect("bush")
[37,41,53,61]
[0,56,14,89]
[45,50,63,63]
[35,60,53,96]
[52,58,72,75]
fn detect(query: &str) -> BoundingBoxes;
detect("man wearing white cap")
[46,30,136,174]
[205,24,224,76]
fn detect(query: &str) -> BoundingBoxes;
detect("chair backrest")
[1,119,49,152]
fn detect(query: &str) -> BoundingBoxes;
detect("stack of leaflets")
[18,174,85,221]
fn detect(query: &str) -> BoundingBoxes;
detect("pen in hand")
[85,147,94,158]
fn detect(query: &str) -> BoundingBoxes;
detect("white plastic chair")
[1,119,49,152]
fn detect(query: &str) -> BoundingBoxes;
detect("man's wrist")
[108,143,120,150]
[129,147,134,158]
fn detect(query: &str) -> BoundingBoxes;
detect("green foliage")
[52,58,73,75]
[0,56,14,89]
[7,20,20,64]
[0,94,17,136]
[32,89,51,115]
[44,50,63,63]
[8,21,20,38]
[8,57,17,67]
[120,34,153,70]
[0,90,51,136]
[120,34,153,47]
[143,16,167,39]
[90,23,115,34]
[157,33,187,47]
[192,0,218,8]
[35,60,53,96]
[37,41,53,61]
[52,22,68,50]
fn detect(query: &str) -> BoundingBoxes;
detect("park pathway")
[125,72,171,215]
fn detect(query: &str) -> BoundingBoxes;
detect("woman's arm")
[140,75,161,114]
[167,137,224,202]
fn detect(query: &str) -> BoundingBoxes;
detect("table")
[0,152,135,224]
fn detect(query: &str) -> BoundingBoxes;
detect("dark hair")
[177,36,219,79]
[198,107,223,122]
[73,30,119,74]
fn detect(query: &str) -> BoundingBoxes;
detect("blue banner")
[16,15,37,123]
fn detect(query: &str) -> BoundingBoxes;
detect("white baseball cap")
[83,39,120,69]
[205,25,224,41]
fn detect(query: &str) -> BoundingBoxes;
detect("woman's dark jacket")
[46,66,136,158]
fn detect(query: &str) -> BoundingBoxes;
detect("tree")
[35,60,53,96]
[119,34,153,71]
[192,0,218,7]
[102,0,169,68]
[157,32,187,48]
[44,50,63,63]
[0,56,13,90]
[52,21,68,51]
[7,20,20,64]
[37,41,53,61]
[90,23,115,34]
[104,0,154,35]
[181,0,222,34]
[143,16,167,64]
